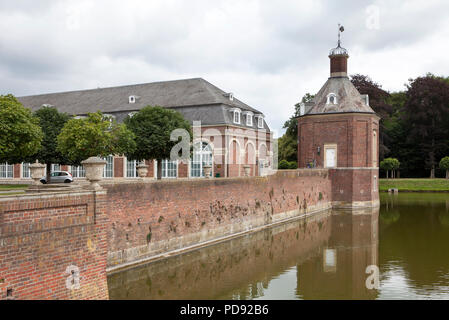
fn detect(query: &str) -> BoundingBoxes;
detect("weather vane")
[338,23,344,47]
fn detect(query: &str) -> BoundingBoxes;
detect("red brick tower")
[297,28,380,208]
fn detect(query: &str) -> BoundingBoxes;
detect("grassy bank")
[0,184,29,190]
[379,178,449,192]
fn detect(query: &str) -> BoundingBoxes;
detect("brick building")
[297,36,380,207]
[0,78,272,182]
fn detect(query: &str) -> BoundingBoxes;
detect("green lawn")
[379,178,449,192]
[0,184,29,190]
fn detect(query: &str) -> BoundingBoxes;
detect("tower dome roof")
[329,44,349,57]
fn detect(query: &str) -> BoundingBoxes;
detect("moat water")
[107,193,449,300]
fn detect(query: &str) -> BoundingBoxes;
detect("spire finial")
[338,24,344,47]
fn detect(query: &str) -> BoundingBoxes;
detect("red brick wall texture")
[0,192,109,300]
[105,170,332,267]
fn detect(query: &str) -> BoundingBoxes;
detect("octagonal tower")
[297,30,380,208]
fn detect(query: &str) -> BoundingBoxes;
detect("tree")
[0,94,43,163]
[32,107,71,183]
[57,111,136,165]
[124,106,192,180]
[278,93,314,163]
[278,134,297,163]
[403,74,449,178]
[380,158,399,179]
[278,159,290,170]
[391,158,400,178]
[440,157,449,179]
[351,74,393,160]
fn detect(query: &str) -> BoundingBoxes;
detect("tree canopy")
[278,93,314,163]
[0,94,43,163]
[57,111,136,165]
[31,107,70,181]
[350,74,393,159]
[402,74,449,178]
[440,157,449,179]
[124,106,192,179]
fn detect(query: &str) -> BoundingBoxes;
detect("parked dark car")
[40,171,73,184]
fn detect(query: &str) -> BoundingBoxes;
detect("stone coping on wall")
[100,169,330,186]
[0,188,106,201]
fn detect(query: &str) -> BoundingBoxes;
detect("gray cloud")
[1,0,448,135]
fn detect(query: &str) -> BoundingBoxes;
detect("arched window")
[191,142,213,177]
[326,93,338,105]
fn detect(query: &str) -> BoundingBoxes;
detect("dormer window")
[232,108,241,124]
[247,114,253,126]
[256,115,265,128]
[243,111,254,126]
[129,95,137,104]
[224,93,234,101]
[326,93,338,105]
[103,114,116,126]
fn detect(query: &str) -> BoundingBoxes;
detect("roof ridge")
[18,77,205,98]
[198,78,261,113]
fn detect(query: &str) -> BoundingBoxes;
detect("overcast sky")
[1,0,449,136]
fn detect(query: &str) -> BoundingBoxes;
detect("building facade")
[1,78,272,182]
[297,37,380,207]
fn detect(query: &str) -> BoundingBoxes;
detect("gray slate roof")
[305,77,375,115]
[18,78,269,129]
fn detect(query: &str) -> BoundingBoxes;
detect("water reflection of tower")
[296,208,379,299]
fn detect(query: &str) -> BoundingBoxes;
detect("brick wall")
[298,113,379,168]
[0,191,109,300]
[108,210,332,299]
[105,169,332,268]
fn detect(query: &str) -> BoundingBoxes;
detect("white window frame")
[71,165,86,178]
[257,116,264,129]
[129,95,136,104]
[161,159,178,179]
[0,162,14,179]
[190,142,213,178]
[326,93,338,105]
[102,155,114,178]
[126,159,138,178]
[244,111,254,126]
[232,108,241,124]
[22,162,31,178]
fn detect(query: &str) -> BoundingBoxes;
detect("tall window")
[22,163,31,178]
[72,165,86,178]
[233,110,241,124]
[246,114,253,126]
[258,116,264,129]
[0,163,13,178]
[126,159,137,178]
[373,131,378,167]
[162,160,178,178]
[191,142,213,178]
[51,164,60,172]
[103,156,114,178]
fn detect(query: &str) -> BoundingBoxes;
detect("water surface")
[108,193,449,300]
